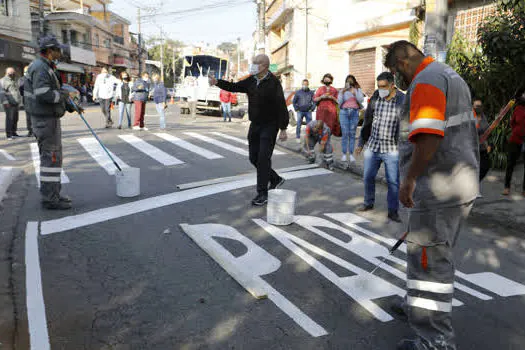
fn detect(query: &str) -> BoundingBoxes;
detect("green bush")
[446,1,525,169]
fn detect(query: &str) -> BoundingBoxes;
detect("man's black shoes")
[358,204,374,212]
[252,193,268,206]
[42,201,72,210]
[388,211,402,223]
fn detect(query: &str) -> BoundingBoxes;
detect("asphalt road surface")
[2,105,525,350]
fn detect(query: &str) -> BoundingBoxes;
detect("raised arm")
[216,77,251,93]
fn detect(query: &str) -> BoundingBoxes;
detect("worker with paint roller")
[25,35,81,210]
[303,120,334,170]
[384,41,479,350]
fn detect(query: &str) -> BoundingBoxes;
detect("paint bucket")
[116,167,140,198]
[267,189,296,226]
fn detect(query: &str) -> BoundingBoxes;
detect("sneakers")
[388,211,402,223]
[252,193,268,206]
[27,132,34,137]
[42,201,72,210]
[349,155,356,162]
[502,188,510,196]
[358,204,374,212]
[7,137,13,141]
[269,177,285,190]
[141,127,149,131]
[117,125,122,130]
[132,126,141,130]
[341,154,347,162]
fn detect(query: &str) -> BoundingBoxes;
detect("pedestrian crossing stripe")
[184,132,250,156]
[154,133,223,159]
[118,134,184,166]
[77,138,130,175]
[210,132,287,155]
[30,143,70,187]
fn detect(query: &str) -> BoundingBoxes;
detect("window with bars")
[454,4,496,45]
[0,0,10,16]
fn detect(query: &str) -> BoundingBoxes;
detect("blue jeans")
[221,102,232,121]
[363,149,400,212]
[339,108,360,154]
[118,102,132,127]
[296,111,312,138]
[155,103,166,129]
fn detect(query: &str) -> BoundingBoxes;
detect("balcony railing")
[266,0,292,29]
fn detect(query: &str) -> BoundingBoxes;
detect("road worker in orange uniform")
[384,41,479,350]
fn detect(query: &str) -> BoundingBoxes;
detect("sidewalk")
[277,125,525,232]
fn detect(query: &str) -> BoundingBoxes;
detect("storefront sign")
[0,39,36,62]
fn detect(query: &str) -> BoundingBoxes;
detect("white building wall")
[0,0,32,42]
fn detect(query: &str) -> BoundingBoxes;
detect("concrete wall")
[0,0,32,42]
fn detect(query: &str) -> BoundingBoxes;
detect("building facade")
[0,0,35,76]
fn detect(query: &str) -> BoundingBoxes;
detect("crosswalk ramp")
[26,131,293,186]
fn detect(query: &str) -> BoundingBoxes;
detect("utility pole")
[305,0,308,79]
[423,0,448,61]
[256,0,266,53]
[38,0,44,36]
[160,28,164,81]
[172,46,175,87]
[237,37,241,78]
[137,8,142,75]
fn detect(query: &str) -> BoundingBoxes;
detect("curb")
[276,139,524,234]
[0,167,23,209]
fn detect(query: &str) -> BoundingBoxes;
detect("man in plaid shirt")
[356,72,405,222]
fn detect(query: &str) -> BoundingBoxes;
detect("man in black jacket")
[210,54,289,206]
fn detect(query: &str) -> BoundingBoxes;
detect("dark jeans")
[479,150,490,182]
[99,98,112,123]
[296,111,312,138]
[248,122,280,194]
[5,106,19,137]
[504,142,524,190]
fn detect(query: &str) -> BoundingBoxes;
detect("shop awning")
[56,63,84,73]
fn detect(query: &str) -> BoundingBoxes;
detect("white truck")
[176,55,246,117]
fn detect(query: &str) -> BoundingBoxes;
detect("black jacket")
[217,73,289,130]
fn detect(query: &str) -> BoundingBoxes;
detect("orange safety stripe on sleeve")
[410,83,446,124]
[305,125,311,136]
[413,56,435,79]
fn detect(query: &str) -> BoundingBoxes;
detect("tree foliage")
[446,2,525,169]
[147,39,185,86]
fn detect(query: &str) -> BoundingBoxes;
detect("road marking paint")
[30,143,70,187]
[177,164,319,190]
[0,166,14,202]
[0,149,15,160]
[184,132,249,156]
[180,223,328,337]
[78,137,130,175]
[154,133,223,160]
[210,132,286,155]
[326,213,493,301]
[40,168,332,235]
[25,221,50,350]
[455,271,525,297]
[118,134,184,166]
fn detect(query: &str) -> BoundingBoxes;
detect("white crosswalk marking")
[184,132,249,156]
[78,138,130,175]
[210,132,286,155]
[154,133,223,160]
[0,149,15,161]
[30,143,70,187]
[118,135,184,166]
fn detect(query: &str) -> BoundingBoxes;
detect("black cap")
[39,35,66,50]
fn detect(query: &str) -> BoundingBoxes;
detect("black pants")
[5,106,19,137]
[248,122,280,194]
[504,142,524,190]
[479,150,490,182]
[99,99,112,123]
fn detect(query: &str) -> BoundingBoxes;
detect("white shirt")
[93,73,117,100]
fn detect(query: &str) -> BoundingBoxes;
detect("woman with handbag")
[313,73,339,137]
[338,74,364,163]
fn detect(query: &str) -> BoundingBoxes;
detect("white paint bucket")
[115,167,140,198]
[267,189,296,226]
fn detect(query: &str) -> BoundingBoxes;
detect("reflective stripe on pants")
[405,202,473,350]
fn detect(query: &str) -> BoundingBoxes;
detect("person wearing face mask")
[114,71,133,129]
[338,74,364,162]
[93,67,117,128]
[313,73,339,136]
[0,67,22,139]
[25,35,77,210]
[151,73,168,129]
[18,65,34,137]
[132,72,150,130]
[292,79,315,142]
[472,99,491,192]
[209,54,289,206]
[384,40,479,350]
[356,72,405,222]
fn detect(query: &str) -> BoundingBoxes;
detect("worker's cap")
[38,35,66,50]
